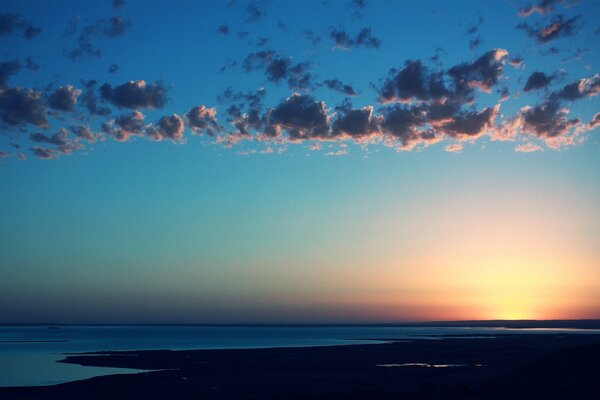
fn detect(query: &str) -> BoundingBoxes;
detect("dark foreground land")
[2,334,600,399]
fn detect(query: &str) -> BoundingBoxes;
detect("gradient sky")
[0,0,599,323]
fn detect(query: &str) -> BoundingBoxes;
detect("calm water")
[1,325,599,387]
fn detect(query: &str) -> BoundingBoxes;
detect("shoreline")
[1,333,600,399]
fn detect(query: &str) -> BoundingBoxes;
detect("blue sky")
[0,0,599,323]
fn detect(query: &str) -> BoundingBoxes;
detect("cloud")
[102,110,145,142]
[30,146,56,159]
[321,79,359,96]
[523,71,555,92]
[509,57,524,68]
[245,1,266,23]
[100,80,168,109]
[108,63,119,74]
[520,99,580,141]
[515,143,542,152]
[590,113,600,129]
[552,74,599,101]
[0,13,41,39]
[377,60,449,104]
[48,85,81,111]
[80,80,111,116]
[517,15,581,44]
[67,17,132,60]
[148,113,185,142]
[518,0,563,17]
[331,102,380,141]
[330,27,381,50]
[378,49,508,104]
[29,128,82,155]
[266,94,330,141]
[0,87,47,128]
[440,105,499,139]
[0,150,9,157]
[185,105,220,136]
[70,125,97,142]
[469,35,483,50]
[216,24,230,35]
[445,143,463,153]
[0,59,21,88]
[447,49,509,95]
[113,0,125,8]
[243,51,312,90]
[379,105,436,150]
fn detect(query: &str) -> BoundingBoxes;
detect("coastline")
[1,333,599,399]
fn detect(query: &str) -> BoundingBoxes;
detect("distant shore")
[2,319,600,329]
[1,333,600,399]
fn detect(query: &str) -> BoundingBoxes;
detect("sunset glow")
[1,0,599,324]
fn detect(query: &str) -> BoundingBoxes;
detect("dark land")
[2,332,600,399]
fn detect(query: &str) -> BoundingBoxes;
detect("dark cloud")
[80,80,111,116]
[377,60,449,104]
[540,47,560,56]
[385,52,501,104]
[185,105,220,136]
[380,105,431,148]
[331,101,380,140]
[243,51,313,90]
[448,49,509,95]
[30,146,56,159]
[352,0,368,9]
[518,0,562,17]
[108,63,119,74]
[266,94,330,141]
[48,85,81,111]
[523,71,555,92]
[148,114,185,142]
[100,80,168,109]
[440,106,498,138]
[25,57,39,72]
[517,15,581,44]
[70,125,97,142]
[0,13,41,39]
[303,29,322,45]
[30,128,81,155]
[465,25,478,36]
[103,110,145,141]
[255,37,268,47]
[520,99,579,139]
[67,17,132,60]
[218,87,267,136]
[330,27,381,50]
[469,35,483,50]
[321,79,359,96]
[552,74,600,101]
[0,59,20,88]
[216,24,230,35]
[0,87,47,128]
[0,150,9,157]
[245,1,266,23]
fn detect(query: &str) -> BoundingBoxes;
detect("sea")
[1,325,599,387]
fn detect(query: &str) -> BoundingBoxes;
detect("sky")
[0,0,599,324]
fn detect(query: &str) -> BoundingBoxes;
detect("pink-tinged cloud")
[515,143,542,153]
[518,0,561,17]
[590,113,600,129]
[148,114,185,143]
[185,105,220,136]
[444,143,463,153]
